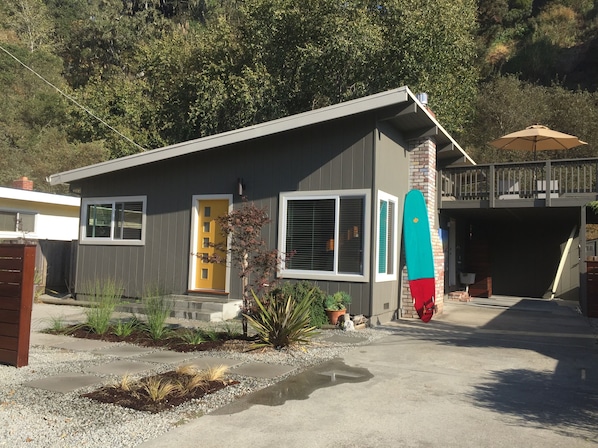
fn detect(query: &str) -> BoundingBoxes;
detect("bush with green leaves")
[142,287,173,340]
[83,279,123,335]
[270,281,328,328]
[245,290,318,350]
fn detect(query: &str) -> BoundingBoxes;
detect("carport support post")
[580,205,588,315]
[489,165,496,208]
[546,161,553,207]
[402,136,445,319]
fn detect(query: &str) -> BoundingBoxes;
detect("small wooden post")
[0,244,36,367]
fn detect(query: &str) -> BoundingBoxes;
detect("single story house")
[0,178,80,293]
[48,87,472,324]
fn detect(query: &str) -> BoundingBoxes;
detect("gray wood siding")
[370,121,410,320]
[74,113,377,309]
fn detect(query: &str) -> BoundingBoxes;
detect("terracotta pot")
[326,309,346,325]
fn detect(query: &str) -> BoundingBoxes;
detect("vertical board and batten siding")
[0,244,35,367]
[74,113,376,315]
[371,121,410,323]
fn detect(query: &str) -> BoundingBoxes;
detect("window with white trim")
[0,210,35,233]
[280,191,368,281]
[376,191,398,281]
[82,197,146,245]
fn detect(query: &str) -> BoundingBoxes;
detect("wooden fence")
[0,244,35,367]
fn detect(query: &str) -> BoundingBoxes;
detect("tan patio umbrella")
[488,125,587,160]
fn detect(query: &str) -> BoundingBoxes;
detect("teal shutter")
[379,200,387,273]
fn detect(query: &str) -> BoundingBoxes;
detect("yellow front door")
[195,199,228,291]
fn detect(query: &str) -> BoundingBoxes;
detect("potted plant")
[324,291,352,325]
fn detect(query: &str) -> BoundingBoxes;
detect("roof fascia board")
[0,187,80,206]
[49,88,412,185]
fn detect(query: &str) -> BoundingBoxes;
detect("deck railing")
[440,158,598,205]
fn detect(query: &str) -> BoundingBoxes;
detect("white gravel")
[0,328,392,448]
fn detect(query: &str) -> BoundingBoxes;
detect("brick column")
[401,137,445,319]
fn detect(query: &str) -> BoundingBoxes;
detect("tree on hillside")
[0,43,108,192]
[1,0,54,52]
[463,75,598,163]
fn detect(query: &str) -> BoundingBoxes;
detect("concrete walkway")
[139,296,598,448]
[27,297,598,447]
[27,303,298,393]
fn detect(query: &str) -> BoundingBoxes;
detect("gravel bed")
[0,328,392,448]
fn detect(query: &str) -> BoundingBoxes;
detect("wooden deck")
[439,157,598,209]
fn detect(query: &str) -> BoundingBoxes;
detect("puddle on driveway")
[211,358,372,415]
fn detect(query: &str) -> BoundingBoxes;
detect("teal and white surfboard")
[403,189,435,322]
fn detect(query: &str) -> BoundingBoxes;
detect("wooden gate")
[0,244,35,367]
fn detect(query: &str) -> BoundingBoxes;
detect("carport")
[439,157,598,316]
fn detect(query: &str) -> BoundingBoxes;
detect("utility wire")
[0,43,147,152]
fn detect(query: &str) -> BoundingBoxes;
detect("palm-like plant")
[245,290,318,350]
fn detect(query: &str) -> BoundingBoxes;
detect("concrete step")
[116,295,242,323]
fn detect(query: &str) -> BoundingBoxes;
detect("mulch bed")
[62,326,255,352]
[49,326,255,413]
[82,371,240,413]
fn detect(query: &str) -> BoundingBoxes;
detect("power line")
[0,44,147,152]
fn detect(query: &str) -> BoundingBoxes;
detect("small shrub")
[200,328,219,341]
[143,377,181,402]
[84,279,123,335]
[113,317,141,338]
[179,365,228,392]
[176,364,199,376]
[245,290,318,350]
[270,281,328,328]
[142,288,173,340]
[45,315,68,333]
[179,328,205,344]
[113,374,136,392]
[197,365,228,382]
[219,322,242,339]
[184,374,207,392]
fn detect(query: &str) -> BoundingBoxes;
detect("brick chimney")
[12,176,34,191]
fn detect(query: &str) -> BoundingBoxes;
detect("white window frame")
[81,196,146,245]
[0,209,37,238]
[279,189,370,282]
[375,191,398,281]
[188,194,233,292]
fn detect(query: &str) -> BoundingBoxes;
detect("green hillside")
[0,0,596,193]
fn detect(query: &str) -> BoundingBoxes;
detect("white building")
[0,177,80,293]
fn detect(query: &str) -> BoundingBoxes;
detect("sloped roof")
[48,86,473,186]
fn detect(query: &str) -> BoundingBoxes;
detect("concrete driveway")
[139,296,598,448]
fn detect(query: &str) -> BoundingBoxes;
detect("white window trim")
[80,196,147,246]
[0,208,37,239]
[278,189,370,283]
[375,190,398,282]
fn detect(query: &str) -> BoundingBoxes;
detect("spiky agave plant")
[244,290,318,350]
